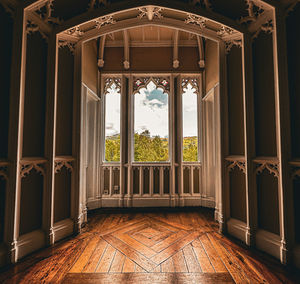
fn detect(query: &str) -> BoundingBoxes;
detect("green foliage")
[134,130,169,162]
[105,135,120,162]
[105,131,198,162]
[183,136,198,162]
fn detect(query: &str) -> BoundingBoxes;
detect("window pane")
[105,82,120,162]
[182,82,198,162]
[134,81,169,162]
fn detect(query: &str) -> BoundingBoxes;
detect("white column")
[5,7,27,263]
[272,7,293,265]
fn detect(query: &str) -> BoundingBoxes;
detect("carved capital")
[225,39,242,54]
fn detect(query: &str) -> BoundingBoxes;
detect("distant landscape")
[105,130,198,162]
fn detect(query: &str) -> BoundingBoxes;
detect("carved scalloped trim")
[20,162,46,178]
[133,77,171,93]
[225,39,242,54]
[292,167,300,180]
[226,160,246,174]
[0,166,8,181]
[181,77,200,94]
[255,162,279,178]
[54,160,73,173]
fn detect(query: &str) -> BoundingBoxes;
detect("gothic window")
[182,78,200,162]
[103,78,121,162]
[133,78,170,162]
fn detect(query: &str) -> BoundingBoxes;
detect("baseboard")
[16,229,45,260]
[53,219,74,243]
[293,244,300,269]
[0,243,7,268]
[227,218,248,243]
[99,196,215,208]
[256,229,281,260]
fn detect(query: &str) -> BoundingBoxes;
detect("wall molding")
[227,218,249,243]
[52,219,74,243]
[20,158,47,178]
[256,229,281,259]
[253,157,279,178]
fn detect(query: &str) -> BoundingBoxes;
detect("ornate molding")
[20,159,47,178]
[185,14,206,29]
[58,39,76,53]
[88,0,108,11]
[238,0,274,39]
[217,25,234,37]
[104,77,121,95]
[225,158,246,174]
[95,15,116,29]
[66,25,84,37]
[181,78,200,94]
[133,77,170,92]
[225,39,242,53]
[26,0,61,39]
[0,162,9,181]
[191,0,212,11]
[137,6,163,21]
[54,157,74,173]
[254,158,279,178]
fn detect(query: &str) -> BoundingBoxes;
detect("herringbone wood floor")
[0,208,299,283]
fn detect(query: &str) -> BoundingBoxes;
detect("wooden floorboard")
[62,272,234,284]
[0,208,299,283]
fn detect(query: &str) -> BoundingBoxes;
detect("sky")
[105,81,198,138]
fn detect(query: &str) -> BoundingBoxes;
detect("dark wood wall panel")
[257,170,280,235]
[0,179,6,243]
[286,4,300,158]
[54,168,71,223]
[229,169,247,222]
[19,171,43,235]
[22,33,48,157]
[252,33,277,157]
[227,46,245,155]
[0,6,13,158]
[56,47,74,156]
[103,47,200,72]
[293,178,300,244]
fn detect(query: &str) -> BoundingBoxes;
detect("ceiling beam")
[123,29,130,69]
[98,35,106,68]
[197,36,205,68]
[173,30,179,69]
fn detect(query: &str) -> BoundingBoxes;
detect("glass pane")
[134,81,169,162]
[105,82,120,162]
[182,82,198,162]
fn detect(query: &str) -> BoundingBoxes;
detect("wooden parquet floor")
[0,208,299,283]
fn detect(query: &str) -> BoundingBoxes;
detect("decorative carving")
[181,78,199,94]
[20,161,46,178]
[34,0,60,25]
[239,0,265,24]
[0,165,8,181]
[104,77,121,95]
[226,160,246,174]
[191,0,212,11]
[66,25,84,37]
[138,6,163,21]
[26,20,47,39]
[54,159,74,173]
[217,26,234,37]
[88,0,108,11]
[291,167,300,179]
[133,77,170,92]
[58,40,76,53]
[252,19,273,39]
[185,14,206,29]
[225,39,242,53]
[95,15,116,29]
[255,161,279,178]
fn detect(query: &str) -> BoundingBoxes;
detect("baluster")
[159,167,164,196]
[139,166,143,196]
[190,165,194,195]
[149,166,154,196]
[109,166,113,196]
